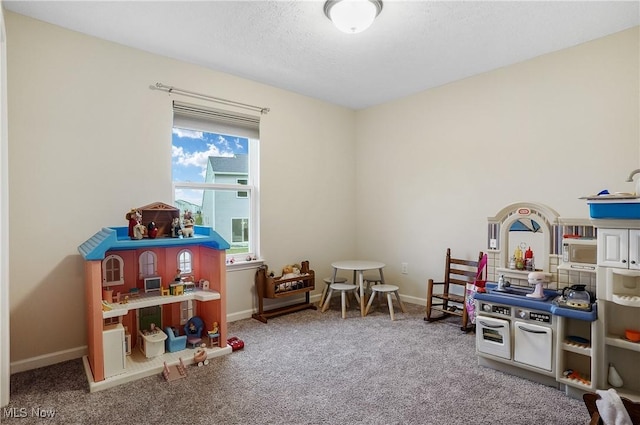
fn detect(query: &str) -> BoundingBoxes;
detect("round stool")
[364,274,383,292]
[365,284,405,320]
[318,276,347,308]
[321,283,361,319]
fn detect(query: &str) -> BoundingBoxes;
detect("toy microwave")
[562,237,597,270]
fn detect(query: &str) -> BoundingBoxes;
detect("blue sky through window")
[172,127,248,183]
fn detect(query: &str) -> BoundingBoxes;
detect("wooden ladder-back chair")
[583,392,640,425]
[582,393,640,425]
[424,248,484,332]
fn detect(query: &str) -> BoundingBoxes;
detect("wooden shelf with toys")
[252,260,316,323]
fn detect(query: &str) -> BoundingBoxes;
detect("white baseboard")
[10,346,87,374]
[227,293,425,323]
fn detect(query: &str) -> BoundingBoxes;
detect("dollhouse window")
[102,255,124,287]
[138,251,157,277]
[178,249,192,274]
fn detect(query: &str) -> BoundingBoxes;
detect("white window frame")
[173,138,261,269]
[177,249,193,274]
[102,254,125,287]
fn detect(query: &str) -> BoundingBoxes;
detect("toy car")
[227,337,244,351]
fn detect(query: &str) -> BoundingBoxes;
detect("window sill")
[226,259,265,272]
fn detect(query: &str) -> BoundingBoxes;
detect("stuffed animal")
[171,217,182,238]
[281,264,301,278]
[182,211,195,238]
[125,209,146,240]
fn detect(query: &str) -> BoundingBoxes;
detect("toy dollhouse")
[78,219,231,392]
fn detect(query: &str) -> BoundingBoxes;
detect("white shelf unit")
[599,300,640,400]
[556,315,597,393]
[592,221,640,401]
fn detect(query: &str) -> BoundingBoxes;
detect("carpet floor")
[4,301,589,424]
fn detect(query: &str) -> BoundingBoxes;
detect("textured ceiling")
[4,1,639,110]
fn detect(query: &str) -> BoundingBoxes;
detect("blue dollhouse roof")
[78,226,230,261]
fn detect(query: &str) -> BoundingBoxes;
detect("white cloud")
[173,128,203,139]
[173,140,234,177]
[175,188,202,206]
[234,138,244,151]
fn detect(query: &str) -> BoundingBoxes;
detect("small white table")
[138,329,167,358]
[330,260,385,317]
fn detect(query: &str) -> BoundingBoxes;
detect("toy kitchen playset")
[474,200,640,401]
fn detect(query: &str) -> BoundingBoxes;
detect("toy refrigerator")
[102,324,126,378]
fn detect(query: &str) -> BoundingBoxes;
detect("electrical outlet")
[401,262,408,274]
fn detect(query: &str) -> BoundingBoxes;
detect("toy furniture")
[184,316,204,348]
[364,284,406,320]
[163,359,187,382]
[138,328,167,358]
[329,260,386,317]
[425,248,484,332]
[321,282,361,319]
[78,220,231,392]
[363,274,383,292]
[164,326,187,353]
[139,201,180,238]
[252,260,316,323]
[103,324,126,378]
[318,276,347,308]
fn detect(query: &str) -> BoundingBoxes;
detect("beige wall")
[5,11,639,370]
[6,12,356,368]
[355,27,639,302]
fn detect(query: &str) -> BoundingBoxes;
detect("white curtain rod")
[152,82,270,114]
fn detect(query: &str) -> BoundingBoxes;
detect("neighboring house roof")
[78,226,230,261]
[209,155,248,174]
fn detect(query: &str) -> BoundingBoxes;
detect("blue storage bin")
[589,202,640,219]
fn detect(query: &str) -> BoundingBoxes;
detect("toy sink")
[587,198,640,219]
[488,286,532,297]
[488,286,554,301]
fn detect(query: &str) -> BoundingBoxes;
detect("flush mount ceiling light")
[324,0,383,34]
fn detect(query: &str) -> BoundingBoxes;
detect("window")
[102,254,124,287]
[236,178,248,198]
[232,218,249,243]
[172,101,260,264]
[138,251,157,278]
[178,249,192,274]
